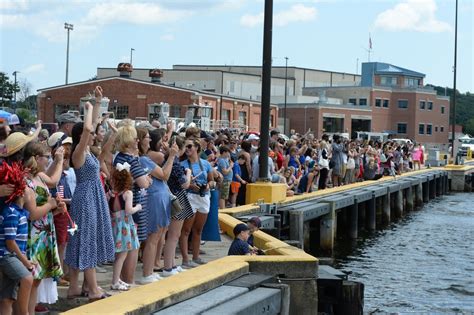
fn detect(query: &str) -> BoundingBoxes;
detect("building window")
[375,99,381,107]
[419,101,425,110]
[359,98,367,106]
[238,111,247,126]
[441,106,445,114]
[110,105,129,119]
[405,78,420,87]
[440,126,444,132]
[398,100,408,109]
[435,126,438,132]
[170,106,181,118]
[323,117,344,133]
[383,99,389,108]
[381,76,397,86]
[427,124,432,135]
[348,98,357,105]
[222,109,231,121]
[397,123,407,134]
[419,123,425,135]
[427,101,433,110]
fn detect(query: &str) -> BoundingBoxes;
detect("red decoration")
[0,162,27,203]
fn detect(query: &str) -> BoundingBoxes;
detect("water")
[333,193,474,313]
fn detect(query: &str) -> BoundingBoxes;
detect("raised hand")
[35,120,42,130]
[54,146,65,162]
[94,86,103,99]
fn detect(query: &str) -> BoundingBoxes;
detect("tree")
[16,79,36,110]
[0,72,20,107]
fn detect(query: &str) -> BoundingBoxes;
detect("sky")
[0,0,472,98]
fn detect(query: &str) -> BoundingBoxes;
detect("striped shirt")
[0,204,29,258]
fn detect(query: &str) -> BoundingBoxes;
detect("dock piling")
[382,193,390,224]
[406,186,414,211]
[366,196,376,231]
[349,202,358,239]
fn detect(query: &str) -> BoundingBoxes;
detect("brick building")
[37,75,278,132]
[297,62,450,146]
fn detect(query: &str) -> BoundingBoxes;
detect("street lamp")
[451,0,458,161]
[64,22,73,85]
[283,56,289,135]
[130,48,135,64]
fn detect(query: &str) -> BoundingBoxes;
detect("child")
[0,163,34,315]
[217,146,233,209]
[228,223,253,256]
[229,156,245,208]
[108,164,141,291]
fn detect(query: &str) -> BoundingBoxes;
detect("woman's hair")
[170,135,185,150]
[70,122,84,168]
[240,141,251,153]
[320,140,327,150]
[111,169,133,192]
[136,127,149,156]
[0,126,8,142]
[116,125,137,153]
[149,128,166,152]
[23,141,50,176]
[185,126,200,139]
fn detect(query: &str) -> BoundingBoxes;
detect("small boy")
[217,146,233,209]
[0,163,33,315]
[229,155,245,208]
[228,223,253,256]
[247,217,264,255]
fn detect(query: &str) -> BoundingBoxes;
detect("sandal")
[67,290,88,299]
[88,292,111,302]
[111,282,129,291]
[118,279,131,288]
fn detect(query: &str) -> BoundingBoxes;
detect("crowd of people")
[0,86,426,314]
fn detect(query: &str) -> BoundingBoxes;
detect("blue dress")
[65,153,115,270]
[139,156,171,232]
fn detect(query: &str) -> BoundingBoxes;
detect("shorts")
[187,193,210,214]
[219,181,231,199]
[230,182,241,194]
[54,212,69,245]
[0,255,31,300]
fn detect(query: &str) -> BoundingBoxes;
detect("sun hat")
[0,132,35,157]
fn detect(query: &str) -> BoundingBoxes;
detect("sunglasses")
[186,144,194,149]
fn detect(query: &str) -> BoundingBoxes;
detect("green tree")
[16,108,35,124]
[0,72,20,108]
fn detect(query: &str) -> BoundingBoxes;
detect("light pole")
[284,56,288,135]
[451,0,458,160]
[130,48,135,64]
[64,23,73,85]
[12,71,19,107]
[304,105,307,132]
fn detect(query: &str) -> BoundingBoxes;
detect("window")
[440,126,444,132]
[222,109,231,121]
[398,100,408,109]
[419,124,425,135]
[348,98,357,105]
[375,99,381,107]
[383,99,389,108]
[435,126,438,132]
[170,106,181,118]
[381,76,397,86]
[419,101,426,110]
[397,123,407,134]
[405,78,420,87]
[323,117,344,133]
[441,106,445,114]
[359,98,367,106]
[427,101,433,110]
[110,105,129,119]
[427,124,432,135]
[239,111,247,125]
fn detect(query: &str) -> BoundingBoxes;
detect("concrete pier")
[320,203,336,252]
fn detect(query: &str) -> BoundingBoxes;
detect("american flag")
[57,185,64,199]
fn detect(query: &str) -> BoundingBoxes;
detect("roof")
[37,76,278,107]
[368,62,425,78]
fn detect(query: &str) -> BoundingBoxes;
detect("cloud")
[374,0,451,32]
[240,4,317,28]
[22,63,45,74]
[160,34,175,41]
[0,0,29,11]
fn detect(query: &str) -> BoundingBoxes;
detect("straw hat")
[0,132,35,157]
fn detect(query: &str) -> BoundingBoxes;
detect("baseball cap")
[48,132,72,148]
[233,223,250,237]
[57,112,81,124]
[247,134,260,141]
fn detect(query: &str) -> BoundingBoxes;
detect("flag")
[369,34,372,50]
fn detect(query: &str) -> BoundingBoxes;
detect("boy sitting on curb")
[228,223,254,256]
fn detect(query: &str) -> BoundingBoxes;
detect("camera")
[197,183,207,197]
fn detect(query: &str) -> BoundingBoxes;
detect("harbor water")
[333,193,474,313]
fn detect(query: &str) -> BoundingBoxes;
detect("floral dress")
[108,192,139,253]
[28,180,63,280]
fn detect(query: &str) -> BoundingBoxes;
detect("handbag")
[170,193,183,217]
[347,157,355,170]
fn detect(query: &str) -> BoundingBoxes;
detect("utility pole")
[130,48,135,64]
[64,23,74,85]
[258,0,273,181]
[284,56,288,135]
[12,71,19,106]
[451,0,458,160]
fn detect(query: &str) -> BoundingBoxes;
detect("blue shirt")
[0,204,29,258]
[232,163,242,182]
[228,238,250,255]
[114,152,147,205]
[180,158,212,194]
[217,157,233,182]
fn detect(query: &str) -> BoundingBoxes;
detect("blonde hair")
[320,140,328,150]
[23,141,50,176]
[116,125,137,153]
